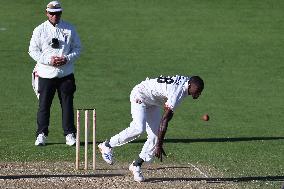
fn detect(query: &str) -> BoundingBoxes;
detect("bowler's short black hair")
[189,76,204,91]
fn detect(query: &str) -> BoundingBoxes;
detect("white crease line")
[188,163,209,178]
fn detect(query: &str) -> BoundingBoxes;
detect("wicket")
[75,108,96,170]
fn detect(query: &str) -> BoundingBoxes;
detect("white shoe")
[129,161,145,182]
[35,133,47,146]
[98,142,113,165]
[66,133,76,146]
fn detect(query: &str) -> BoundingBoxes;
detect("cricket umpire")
[28,1,81,146]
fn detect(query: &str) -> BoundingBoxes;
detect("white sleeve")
[65,26,81,63]
[165,89,183,110]
[28,27,50,65]
[164,79,186,110]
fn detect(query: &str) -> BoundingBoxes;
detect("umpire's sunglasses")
[48,11,62,16]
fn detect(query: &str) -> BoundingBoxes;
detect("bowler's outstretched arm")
[155,107,174,161]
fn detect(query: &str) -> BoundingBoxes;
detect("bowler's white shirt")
[132,75,190,110]
[28,20,81,78]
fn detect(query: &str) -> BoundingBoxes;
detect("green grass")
[0,0,283,188]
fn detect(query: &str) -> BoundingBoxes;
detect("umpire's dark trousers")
[37,74,76,136]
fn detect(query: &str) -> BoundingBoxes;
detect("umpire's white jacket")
[28,20,81,79]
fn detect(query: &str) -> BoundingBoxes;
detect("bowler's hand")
[51,56,67,67]
[154,144,167,162]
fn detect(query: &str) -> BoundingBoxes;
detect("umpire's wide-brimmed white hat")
[46,1,63,12]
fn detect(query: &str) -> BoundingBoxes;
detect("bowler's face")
[46,11,62,25]
[188,83,202,99]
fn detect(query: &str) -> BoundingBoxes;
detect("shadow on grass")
[146,175,284,183]
[46,137,284,146]
[131,137,284,144]
[46,141,102,146]
[0,173,124,180]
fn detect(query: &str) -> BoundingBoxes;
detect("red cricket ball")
[202,114,209,121]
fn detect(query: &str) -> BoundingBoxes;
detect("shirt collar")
[183,80,190,96]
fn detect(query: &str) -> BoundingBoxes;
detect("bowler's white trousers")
[109,86,161,162]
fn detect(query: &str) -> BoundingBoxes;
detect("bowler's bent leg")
[139,105,161,162]
[109,101,146,147]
